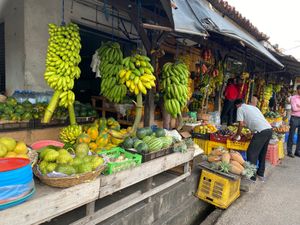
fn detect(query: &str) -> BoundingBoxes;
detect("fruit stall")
[1,0,298,223]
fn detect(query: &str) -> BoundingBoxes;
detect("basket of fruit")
[0,137,38,166]
[33,143,106,188]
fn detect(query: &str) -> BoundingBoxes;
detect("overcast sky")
[226,0,300,60]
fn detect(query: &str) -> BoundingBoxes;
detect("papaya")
[77,133,91,144]
[98,118,107,132]
[89,142,98,152]
[96,133,109,148]
[87,126,99,141]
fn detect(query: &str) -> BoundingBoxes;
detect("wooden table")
[1,149,195,225]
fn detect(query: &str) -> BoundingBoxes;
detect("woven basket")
[33,164,106,188]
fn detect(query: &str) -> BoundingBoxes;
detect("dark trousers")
[287,116,300,155]
[221,99,235,126]
[247,129,272,177]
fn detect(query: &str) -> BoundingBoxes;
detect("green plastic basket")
[98,147,142,175]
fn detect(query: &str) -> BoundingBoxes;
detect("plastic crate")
[98,147,142,175]
[193,138,209,154]
[207,141,227,155]
[196,169,240,209]
[210,133,228,144]
[266,144,279,166]
[191,133,210,140]
[278,140,285,159]
[227,139,250,151]
[126,146,173,162]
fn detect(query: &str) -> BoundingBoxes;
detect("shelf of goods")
[91,96,134,126]
[0,148,195,225]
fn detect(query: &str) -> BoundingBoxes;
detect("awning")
[185,0,284,68]
[166,0,208,37]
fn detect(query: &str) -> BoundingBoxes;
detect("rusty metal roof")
[207,0,269,41]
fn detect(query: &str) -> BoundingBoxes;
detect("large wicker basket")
[33,164,106,188]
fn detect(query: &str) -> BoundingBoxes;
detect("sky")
[226,0,300,60]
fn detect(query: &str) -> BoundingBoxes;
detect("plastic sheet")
[0,180,34,204]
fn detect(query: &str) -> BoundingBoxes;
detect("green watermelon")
[155,128,166,137]
[133,140,144,149]
[148,138,163,152]
[136,142,149,153]
[136,128,149,139]
[123,137,134,149]
[160,136,173,148]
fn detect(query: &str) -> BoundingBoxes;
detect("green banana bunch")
[98,42,126,103]
[119,54,156,95]
[44,23,81,108]
[59,124,82,144]
[161,62,190,118]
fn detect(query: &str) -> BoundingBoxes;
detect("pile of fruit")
[59,117,129,152]
[0,137,29,159]
[264,111,281,119]
[206,147,256,178]
[273,124,289,134]
[37,143,104,175]
[74,101,97,118]
[194,124,217,134]
[161,62,190,118]
[122,127,173,154]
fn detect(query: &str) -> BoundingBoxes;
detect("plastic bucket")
[285,133,297,144]
[31,140,64,150]
[0,158,34,205]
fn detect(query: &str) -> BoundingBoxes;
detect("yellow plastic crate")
[227,139,250,151]
[278,140,285,159]
[196,169,240,209]
[207,141,227,155]
[193,138,209,154]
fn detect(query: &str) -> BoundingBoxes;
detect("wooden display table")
[1,149,195,225]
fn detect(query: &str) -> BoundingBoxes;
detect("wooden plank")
[72,172,190,225]
[0,178,100,225]
[86,201,95,216]
[99,150,194,198]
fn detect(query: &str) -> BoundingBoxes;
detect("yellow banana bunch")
[260,84,273,114]
[161,62,190,118]
[118,54,156,95]
[98,42,126,103]
[59,124,82,144]
[44,23,81,107]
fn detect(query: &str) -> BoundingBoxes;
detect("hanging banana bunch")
[118,54,156,95]
[98,41,127,103]
[161,62,190,118]
[43,23,81,125]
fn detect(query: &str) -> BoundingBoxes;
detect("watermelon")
[155,128,166,137]
[123,137,134,149]
[136,128,149,139]
[136,142,149,153]
[160,136,173,148]
[148,138,163,152]
[143,136,153,145]
[133,140,144,149]
[144,127,153,136]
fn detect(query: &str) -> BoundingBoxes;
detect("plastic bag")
[0,180,35,204]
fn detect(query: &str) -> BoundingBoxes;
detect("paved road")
[215,156,300,225]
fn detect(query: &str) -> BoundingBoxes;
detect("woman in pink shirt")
[287,85,300,157]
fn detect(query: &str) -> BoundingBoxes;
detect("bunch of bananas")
[260,84,273,114]
[187,78,194,100]
[161,62,190,117]
[59,124,82,144]
[274,84,283,93]
[98,42,127,103]
[118,54,156,95]
[44,23,81,108]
